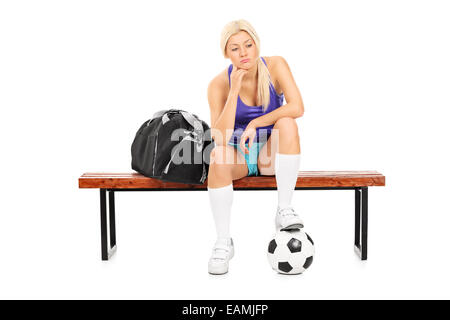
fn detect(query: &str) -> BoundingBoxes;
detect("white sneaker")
[275,205,304,231]
[208,238,234,275]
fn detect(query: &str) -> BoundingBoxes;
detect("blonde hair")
[220,19,271,113]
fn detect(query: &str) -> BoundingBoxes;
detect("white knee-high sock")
[275,152,301,209]
[207,183,233,240]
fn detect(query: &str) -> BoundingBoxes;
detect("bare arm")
[207,79,239,146]
[208,66,247,146]
[252,56,304,128]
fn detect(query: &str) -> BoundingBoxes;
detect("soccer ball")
[267,229,315,275]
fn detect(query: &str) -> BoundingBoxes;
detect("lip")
[241,59,250,63]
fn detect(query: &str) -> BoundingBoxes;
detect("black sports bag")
[131,108,214,185]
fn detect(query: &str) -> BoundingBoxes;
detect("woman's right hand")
[229,64,248,94]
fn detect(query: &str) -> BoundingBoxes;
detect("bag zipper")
[152,131,159,176]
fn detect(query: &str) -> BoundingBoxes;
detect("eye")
[231,44,252,52]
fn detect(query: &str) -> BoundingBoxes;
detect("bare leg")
[258,117,303,231]
[207,145,249,275]
[258,117,301,175]
[207,145,248,188]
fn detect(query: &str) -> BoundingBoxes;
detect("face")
[226,30,257,70]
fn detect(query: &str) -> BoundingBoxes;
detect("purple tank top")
[227,56,284,144]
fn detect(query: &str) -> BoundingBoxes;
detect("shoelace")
[278,206,297,218]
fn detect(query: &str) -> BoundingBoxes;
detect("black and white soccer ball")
[267,229,315,275]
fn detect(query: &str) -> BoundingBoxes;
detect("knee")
[209,145,235,167]
[273,117,299,139]
[274,117,298,131]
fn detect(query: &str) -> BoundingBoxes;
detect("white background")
[1,0,449,300]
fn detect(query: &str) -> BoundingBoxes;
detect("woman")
[207,19,305,275]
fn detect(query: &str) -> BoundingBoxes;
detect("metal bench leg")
[109,190,117,250]
[100,189,117,261]
[354,187,368,260]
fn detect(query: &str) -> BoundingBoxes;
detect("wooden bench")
[78,171,385,261]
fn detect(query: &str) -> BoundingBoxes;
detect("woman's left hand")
[240,121,258,154]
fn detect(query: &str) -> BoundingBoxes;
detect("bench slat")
[79,171,385,189]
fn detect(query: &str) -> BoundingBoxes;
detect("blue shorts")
[227,141,267,176]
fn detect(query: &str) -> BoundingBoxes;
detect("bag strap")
[159,110,208,184]
[179,111,207,184]
[180,111,203,136]
[147,108,181,126]
[157,109,203,137]
[152,109,169,119]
